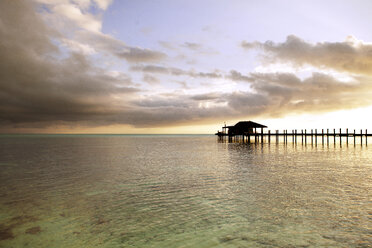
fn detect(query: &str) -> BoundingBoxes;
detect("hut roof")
[233,121,267,129]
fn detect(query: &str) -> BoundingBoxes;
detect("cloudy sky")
[1,0,372,133]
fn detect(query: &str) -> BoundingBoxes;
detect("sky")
[1,0,372,133]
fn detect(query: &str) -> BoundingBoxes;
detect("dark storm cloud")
[0,0,139,129]
[242,35,372,76]
[0,1,226,130]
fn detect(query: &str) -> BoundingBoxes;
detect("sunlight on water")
[0,135,371,247]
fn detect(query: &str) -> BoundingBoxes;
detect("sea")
[0,134,370,247]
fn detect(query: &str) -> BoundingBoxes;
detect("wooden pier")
[216,121,370,145]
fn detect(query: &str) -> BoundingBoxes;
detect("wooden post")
[354,129,356,145]
[315,129,317,145]
[327,129,329,145]
[268,130,271,143]
[334,129,336,144]
[339,128,342,144]
[286,130,288,143]
[311,129,313,145]
[366,129,368,145]
[322,129,324,145]
[254,128,257,143]
[295,130,297,143]
[301,129,304,144]
[346,128,348,145]
[275,130,277,143]
[284,129,286,143]
[261,128,263,143]
[358,129,361,145]
[291,130,293,143]
[305,129,307,144]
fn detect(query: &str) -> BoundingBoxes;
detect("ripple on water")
[0,136,371,247]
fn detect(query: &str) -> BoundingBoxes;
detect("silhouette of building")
[226,121,267,135]
[216,120,267,136]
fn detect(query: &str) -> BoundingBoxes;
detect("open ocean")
[0,135,370,247]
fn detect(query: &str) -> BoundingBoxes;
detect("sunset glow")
[1,0,372,133]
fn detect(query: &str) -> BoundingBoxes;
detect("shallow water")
[0,135,371,247]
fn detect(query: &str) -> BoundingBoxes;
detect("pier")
[216,121,370,145]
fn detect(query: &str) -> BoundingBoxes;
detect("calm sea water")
[0,135,370,247]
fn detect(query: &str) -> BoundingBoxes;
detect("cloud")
[128,68,372,126]
[143,74,159,84]
[36,0,166,63]
[190,93,224,101]
[181,42,203,50]
[246,72,372,116]
[228,70,253,82]
[3,1,372,131]
[242,35,372,76]
[52,3,101,32]
[159,41,176,50]
[0,0,139,129]
[61,38,96,54]
[116,47,167,63]
[36,0,108,33]
[93,0,112,10]
[131,65,222,78]
[36,0,112,10]
[0,1,223,130]
[73,31,167,63]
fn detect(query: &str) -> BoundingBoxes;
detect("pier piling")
[295,130,297,143]
[334,129,336,144]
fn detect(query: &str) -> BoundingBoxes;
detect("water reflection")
[0,136,371,247]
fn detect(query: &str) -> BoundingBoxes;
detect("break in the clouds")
[1,0,372,132]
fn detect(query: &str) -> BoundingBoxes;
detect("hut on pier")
[220,121,267,136]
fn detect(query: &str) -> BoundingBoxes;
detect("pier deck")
[216,129,370,144]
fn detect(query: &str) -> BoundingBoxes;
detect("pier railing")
[217,128,370,145]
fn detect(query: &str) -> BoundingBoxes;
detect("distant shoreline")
[0,133,214,137]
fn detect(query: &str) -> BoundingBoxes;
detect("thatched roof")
[233,121,267,129]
